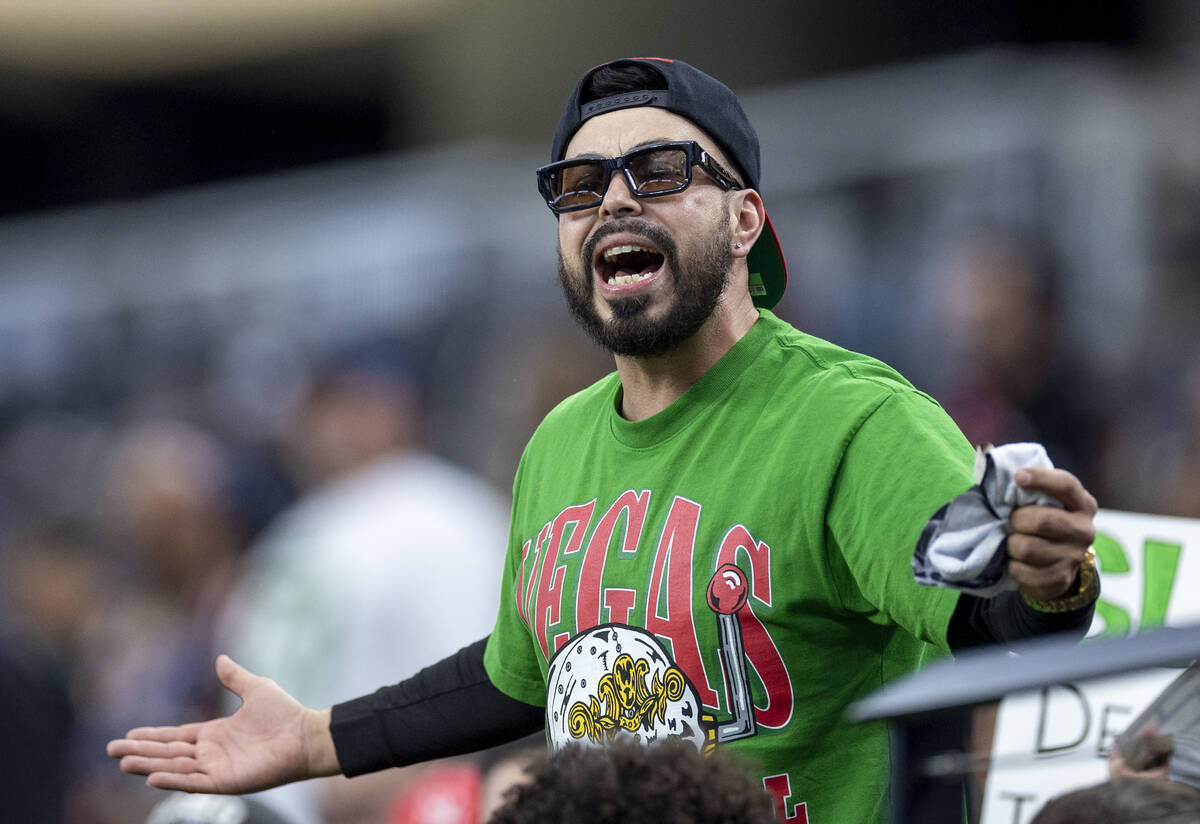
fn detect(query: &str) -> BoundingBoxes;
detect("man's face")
[554,107,738,357]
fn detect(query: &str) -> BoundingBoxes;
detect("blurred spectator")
[935,226,1108,493]
[104,418,261,724]
[1031,776,1200,824]
[108,420,245,596]
[1151,354,1200,518]
[49,418,282,823]
[468,315,613,491]
[486,740,779,824]
[219,333,511,824]
[1101,345,1200,517]
[3,522,102,675]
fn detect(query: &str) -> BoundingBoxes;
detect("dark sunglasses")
[536,140,743,214]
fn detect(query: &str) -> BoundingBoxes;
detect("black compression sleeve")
[946,590,1095,652]
[329,636,545,777]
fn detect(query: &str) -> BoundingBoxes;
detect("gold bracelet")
[1022,545,1100,614]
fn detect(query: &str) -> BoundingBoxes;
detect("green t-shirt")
[484,309,974,822]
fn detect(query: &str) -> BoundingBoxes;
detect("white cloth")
[912,442,1059,597]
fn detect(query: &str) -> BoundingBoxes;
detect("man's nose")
[599,171,642,219]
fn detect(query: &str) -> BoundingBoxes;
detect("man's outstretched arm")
[108,638,544,792]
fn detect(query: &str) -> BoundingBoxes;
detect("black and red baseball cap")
[550,57,787,310]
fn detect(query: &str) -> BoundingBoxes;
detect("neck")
[614,295,759,421]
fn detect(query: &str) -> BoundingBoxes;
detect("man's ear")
[730,189,765,260]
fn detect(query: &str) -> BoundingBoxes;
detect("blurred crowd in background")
[0,40,1198,824]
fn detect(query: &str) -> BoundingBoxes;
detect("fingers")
[1008,528,1091,601]
[1009,505,1095,547]
[216,654,255,697]
[119,723,202,744]
[109,740,196,760]
[1108,750,1168,780]
[146,771,218,793]
[1006,471,1097,604]
[1109,749,1133,779]
[107,725,202,760]
[1009,557,1081,602]
[1015,468,1098,514]
[118,753,202,777]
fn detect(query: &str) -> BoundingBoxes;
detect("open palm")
[107,655,336,793]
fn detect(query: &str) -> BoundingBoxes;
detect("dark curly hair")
[486,740,778,824]
[1032,777,1200,824]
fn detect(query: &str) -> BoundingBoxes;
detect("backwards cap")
[550,57,787,309]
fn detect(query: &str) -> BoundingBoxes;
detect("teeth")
[602,244,652,262]
[607,272,653,286]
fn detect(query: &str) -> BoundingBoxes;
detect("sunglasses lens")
[627,147,690,195]
[545,161,607,210]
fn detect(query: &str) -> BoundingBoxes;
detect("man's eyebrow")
[629,138,673,151]
[564,138,675,161]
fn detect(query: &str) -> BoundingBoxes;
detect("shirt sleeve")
[825,389,975,651]
[481,455,553,707]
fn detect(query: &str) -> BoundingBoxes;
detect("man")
[108,58,1098,822]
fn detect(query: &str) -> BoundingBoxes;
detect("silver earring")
[735,242,743,249]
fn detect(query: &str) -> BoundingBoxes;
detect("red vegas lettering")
[576,489,651,631]
[717,527,793,729]
[762,774,808,823]
[602,588,637,624]
[716,526,772,606]
[521,523,551,630]
[516,538,534,630]
[533,502,595,658]
[644,496,718,707]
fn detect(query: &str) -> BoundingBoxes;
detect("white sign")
[980,509,1200,824]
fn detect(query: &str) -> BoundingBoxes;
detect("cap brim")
[746,212,787,310]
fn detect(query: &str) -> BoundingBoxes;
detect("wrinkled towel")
[913,442,1059,597]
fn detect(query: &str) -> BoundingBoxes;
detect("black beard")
[557,214,732,358]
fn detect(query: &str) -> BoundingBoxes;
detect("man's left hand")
[1005,467,1098,602]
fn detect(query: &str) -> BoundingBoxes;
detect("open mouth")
[596,244,666,286]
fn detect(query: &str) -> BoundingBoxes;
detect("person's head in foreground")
[1031,776,1200,824]
[487,739,779,824]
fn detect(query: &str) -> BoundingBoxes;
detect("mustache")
[581,218,677,270]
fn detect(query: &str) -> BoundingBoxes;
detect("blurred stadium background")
[1,2,1199,823]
